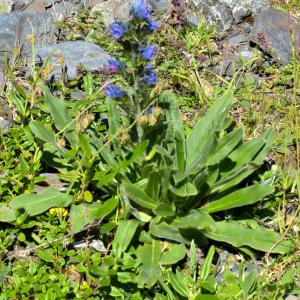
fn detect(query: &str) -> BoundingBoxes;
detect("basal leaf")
[121,183,157,209]
[204,184,274,213]
[137,239,162,287]
[160,243,186,265]
[112,220,139,254]
[170,182,198,197]
[69,203,93,233]
[11,188,72,217]
[204,221,292,254]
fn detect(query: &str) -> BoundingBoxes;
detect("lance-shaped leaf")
[137,239,162,287]
[204,221,292,254]
[11,188,72,217]
[121,183,157,209]
[204,184,274,213]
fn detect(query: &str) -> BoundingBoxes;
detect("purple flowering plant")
[105,0,161,142]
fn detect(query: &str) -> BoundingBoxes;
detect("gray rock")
[217,49,255,76]
[48,1,79,21]
[0,12,57,59]
[0,117,12,132]
[187,0,270,30]
[33,173,68,193]
[7,0,34,11]
[285,296,299,300]
[91,0,171,26]
[249,9,300,65]
[149,0,171,12]
[35,41,112,80]
[229,33,249,46]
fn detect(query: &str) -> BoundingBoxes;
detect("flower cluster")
[139,45,157,61]
[105,84,125,99]
[140,64,157,85]
[107,59,123,74]
[105,0,158,100]
[110,22,128,40]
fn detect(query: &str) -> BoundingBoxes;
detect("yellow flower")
[49,207,68,217]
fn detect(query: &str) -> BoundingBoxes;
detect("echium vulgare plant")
[96,0,293,256]
[104,0,161,144]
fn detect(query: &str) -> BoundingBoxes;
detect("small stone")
[0,117,12,133]
[285,295,299,300]
[229,33,248,46]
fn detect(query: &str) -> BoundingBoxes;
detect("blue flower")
[108,59,122,73]
[142,64,157,85]
[139,45,157,61]
[105,84,125,99]
[110,22,128,39]
[132,0,151,20]
[146,20,158,31]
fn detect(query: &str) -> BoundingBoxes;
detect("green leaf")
[38,83,77,146]
[186,92,233,169]
[221,128,274,178]
[38,84,73,131]
[174,130,186,174]
[204,184,274,213]
[160,244,186,265]
[119,141,148,169]
[168,270,188,297]
[204,221,293,254]
[161,91,185,145]
[170,182,198,197]
[137,239,162,287]
[112,220,139,254]
[242,269,257,297]
[146,171,161,201]
[211,162,259,194]
[200,245,215,281]
[35,248,54,263]
[11,188,72,217]
[79,133,93,158]
[0,204,16,223]
[11,93,26,117]
[29,121,56,144]
[121,183,157,209]
[90,196,119,218]
[153,203,174,217]
[206,127,243,165]
[69,203,93,233]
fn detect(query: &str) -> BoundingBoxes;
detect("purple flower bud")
[108,59,122,73]
[105,84,125,99]
[146,20,158,31]
[132,0,152,20]
[139,45,157,61]
[110,22,128,39]
[143,64,157,85]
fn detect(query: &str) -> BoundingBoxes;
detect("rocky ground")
[0,0,299,128]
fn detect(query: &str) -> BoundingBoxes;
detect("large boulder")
[0,12,57,59]
[249,9,300,65]
[187,0,270,30]
[90,0,171,25]
[35,41,113,80]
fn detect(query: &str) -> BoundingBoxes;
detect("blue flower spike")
[110,22,128,39]
[147,20,158,31]
[139,45,157,61]
[132,0,151,20]
[143,64,157,85]
[108,59,122,73]
[105,85,125,99]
